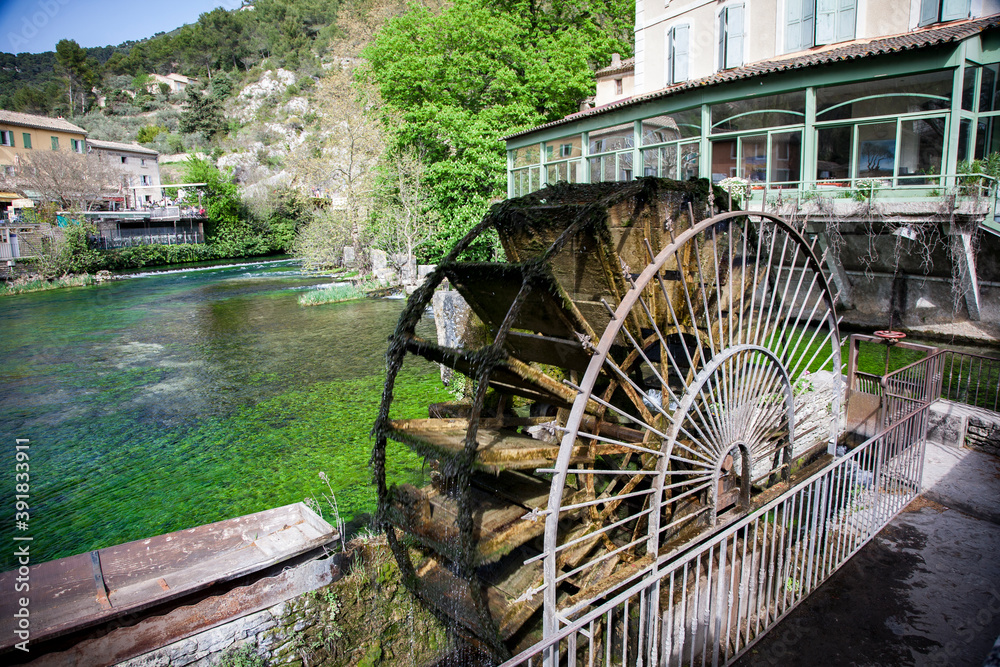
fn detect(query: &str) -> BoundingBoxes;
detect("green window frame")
[51,136,59,151]
[1,130,14,147]
[22,133,31,149]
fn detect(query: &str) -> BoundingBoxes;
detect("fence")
[939,350,1000,412]
[502,404,928,667]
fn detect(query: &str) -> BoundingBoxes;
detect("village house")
[86,139,163,208]
[506,2,1000,333]
[0,109,88,219]
[146,73,198,95]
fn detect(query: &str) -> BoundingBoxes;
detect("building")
[147,73,198,95]
[86,139,163,207]
[505,5,1000,331]
[0,109,88,219]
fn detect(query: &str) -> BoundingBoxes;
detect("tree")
[362,0,633,260]
[287,67,385,262]
[371,149,437,283]
[55,39,100,116]
[0,150,127,212]
[180,89,227,140]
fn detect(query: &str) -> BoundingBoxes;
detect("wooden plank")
[388,472,555,564]
[444,263,590,339]
[386,418,636,472]
[504,331,592,372]
[0,503,336,653]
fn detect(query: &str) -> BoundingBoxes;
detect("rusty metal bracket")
[90,551,112,611]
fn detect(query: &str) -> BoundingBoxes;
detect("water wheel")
[372,179,842,660]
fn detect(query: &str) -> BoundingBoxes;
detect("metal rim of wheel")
[540,210,843,632]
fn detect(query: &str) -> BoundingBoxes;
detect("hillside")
[1,0,634,269]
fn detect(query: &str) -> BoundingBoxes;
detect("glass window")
[975,116,1000,160]
[643,144,678,178]
[711,92,806,133]
[770,132,801,185]
[979,64,999,113]
[897,118,944,184]
[641,109,701,145]
[816,126,852,181]
[711,139,739,182]
[816,71,952,120]
[958,118,972,164]
[857,122,896,179]
[589,124,634,154]
[546,135,582,160]
[513,144,541,168]
[681,142,700,180]
[589,152,633,183]
[962,66,977,111]
[546,161,583,185]
[740,135,768,183]
[0,130,13,147]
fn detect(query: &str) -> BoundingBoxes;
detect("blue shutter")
[725,4,745,69]
[919,0,939,26]
[816,0,836,44]
[719,10,727,70]
[786,0,805,52]
[672,25,689,83]
[835,0,856,42]
[941,0,970,21]
[800,0,815,51]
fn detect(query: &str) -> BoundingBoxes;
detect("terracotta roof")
[505,15,1000,141]
[86,139,159,156]
[0,110,87,135]
[596,56,635,77]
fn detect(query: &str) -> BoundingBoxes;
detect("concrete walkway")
[735,442,1000,667]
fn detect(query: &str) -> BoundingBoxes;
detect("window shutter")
[786,0,804,52]
[816,0,836,44]
[835,0,857,43]
[725,4,745,69]
[22,133,31,149]
[719,10,727,70]
[672,24,690,83]
[919,0,939,26]
[941,0,969,21]
[800,0,815,51]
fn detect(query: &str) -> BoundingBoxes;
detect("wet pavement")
[735,442,1000,667]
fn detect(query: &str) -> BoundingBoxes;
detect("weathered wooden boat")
[0,502,337,657]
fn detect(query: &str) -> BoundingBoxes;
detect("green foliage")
[180,89,227,140]
[33,222,103,278]
[364,0,633,261]
[217,644,267,667]
[136,125,167,144]
[55,39,101,116]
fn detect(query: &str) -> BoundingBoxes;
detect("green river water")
[0,259,450,568]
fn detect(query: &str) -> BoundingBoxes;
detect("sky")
[0,0,239,54]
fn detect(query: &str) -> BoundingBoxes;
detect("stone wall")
[116,537,448,667]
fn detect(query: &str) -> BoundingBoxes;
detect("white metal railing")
[502,405,929,667]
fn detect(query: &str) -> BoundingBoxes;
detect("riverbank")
[97,534,456,667]
[0,273,95,296]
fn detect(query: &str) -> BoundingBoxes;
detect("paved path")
[735,442,1000,667]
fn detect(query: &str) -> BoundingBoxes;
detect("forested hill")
[0,0,634,266]
[0,0,340,115]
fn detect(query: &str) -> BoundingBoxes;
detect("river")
[0,259,448,567]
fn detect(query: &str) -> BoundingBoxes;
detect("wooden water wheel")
[372,179,842,660]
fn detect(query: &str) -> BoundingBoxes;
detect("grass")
[298,278,391,306]
[299,283,366,306]
[0,274,94,296]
